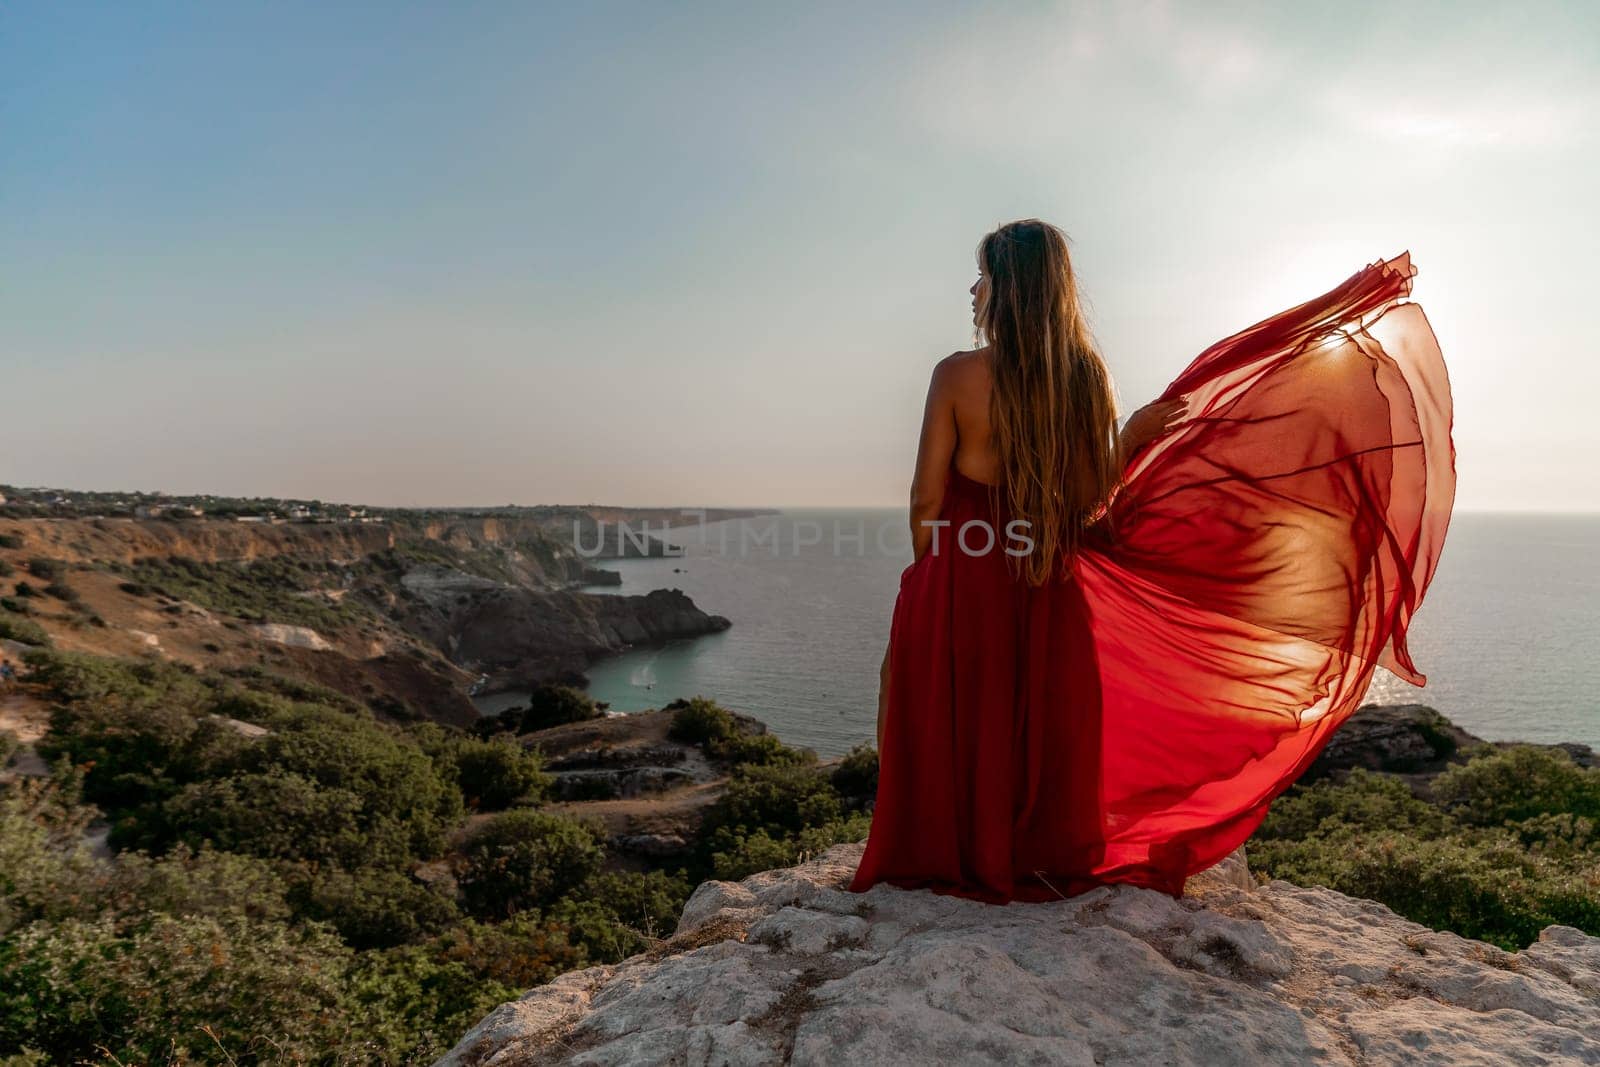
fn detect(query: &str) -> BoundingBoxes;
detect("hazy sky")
[3,1,1596,510]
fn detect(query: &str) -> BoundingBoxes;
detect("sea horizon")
[471,508,1600,761]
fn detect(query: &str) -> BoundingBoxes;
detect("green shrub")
[98,845,294,926]
[0,559,13,578]
[0,913,356,1064]
[665,696,810,766]
[457,810,606,919]
[0,612,49,648]
[1251,825,1600,950]
[10,582,36,599]
[159,771,412,869]
[522,683,602,731]
[238,709,463,858]
[709,730,813,767]
[1253,759,1600,950]
[710,814,872,881]
[290,867,460,950]
[666,696,736,745]
[424,913,589,991]
[448,735,550,811]
[39,680,247,815]
[830,743,879,801]
[23,559,60,581]
[0,533,21,549]
[40,582,78,604]
[346,943,518,1062]
[1431,745,1600,826]
[124,555,356,630]
[1254,768,1448,841]
[702,762,844,842]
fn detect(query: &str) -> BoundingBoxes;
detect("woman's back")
[943,345,1107,511]
[850,241,1455,904]
[942,347,1002,487]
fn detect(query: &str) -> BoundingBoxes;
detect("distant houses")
[2,486,384,525]
[134,503,204,519]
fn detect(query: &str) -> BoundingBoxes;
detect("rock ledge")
[437,842,1600,1066]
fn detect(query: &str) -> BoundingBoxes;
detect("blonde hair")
[976,219,1120,585]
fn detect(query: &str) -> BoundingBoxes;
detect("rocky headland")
[0,502,756,725]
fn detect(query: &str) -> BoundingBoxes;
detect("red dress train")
[849,252,1455,902]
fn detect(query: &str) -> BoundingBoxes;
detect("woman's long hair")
[976,219,1120,586]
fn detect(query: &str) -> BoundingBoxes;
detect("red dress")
[849,252,1455,902]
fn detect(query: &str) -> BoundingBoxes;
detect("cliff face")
[438,842,1600,1066]
[397,564,730,691]
[0,511,736,723]
[0,516,399,568]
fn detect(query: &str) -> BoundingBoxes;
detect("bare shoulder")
[933,347,993,395]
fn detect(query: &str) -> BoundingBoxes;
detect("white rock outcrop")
[437,842,1600,1066]
[248,623,332,651]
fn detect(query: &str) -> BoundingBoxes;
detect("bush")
[37,668,246,816]
[23,559,60,581]
[118,581,151,597]
[0,559,12,577]
[0,612,49,648]
[666,696,736,745]
[697,761,845,871]
[830,743,879,801]
[457,810,606,919]
[159,771,412,870]
[10,582,36,599]
[449,735,550,811]
[425,914,589,991]
[41,583,78,604]
[345,943,518,1061]
[1250,825,1600,950]
[238,709,463,858]
[1254,768,1448,841]
[0,913,356,1064]
[1253,762,1600,949]
[290,867,460,950]
[522,683,602,731]
[0,533,21,549]
[1431,745,1600,826]
[709,814,872,881]
[665,696,810,766]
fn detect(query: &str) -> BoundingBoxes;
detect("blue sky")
[3,1,1596,510]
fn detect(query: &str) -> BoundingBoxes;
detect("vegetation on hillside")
[0,659,874,1064]
[1253,746,1600,950]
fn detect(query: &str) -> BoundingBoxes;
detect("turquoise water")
[562,510,1599,760]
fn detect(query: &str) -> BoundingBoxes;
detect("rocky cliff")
[438,841,1600,1066]
[0,508,739,724]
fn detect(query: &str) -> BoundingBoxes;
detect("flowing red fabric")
[849,252,1455,903]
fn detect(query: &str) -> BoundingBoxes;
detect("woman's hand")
[1119,396,1190,459]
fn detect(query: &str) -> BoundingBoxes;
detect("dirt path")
[0,691,49,745]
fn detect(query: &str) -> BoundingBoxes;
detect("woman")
[849,219,1454,903]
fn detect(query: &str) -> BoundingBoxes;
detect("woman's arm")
[908,358,959,563]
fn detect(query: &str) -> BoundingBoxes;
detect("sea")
[475,510,1599,761]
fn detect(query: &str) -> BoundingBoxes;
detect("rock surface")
[438,842,1600,1066]
[249,622,333,651]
